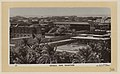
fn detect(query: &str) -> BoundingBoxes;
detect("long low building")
[53,22,89,25]
[53,22,91,31]
[71,36,110,40]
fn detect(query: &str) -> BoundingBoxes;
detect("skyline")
[10,7,111,17]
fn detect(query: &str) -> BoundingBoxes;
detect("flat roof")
[12,36,30,40]
[71,36,110,40]
[54,22,89,25]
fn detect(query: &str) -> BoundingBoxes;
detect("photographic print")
[9,7,111,64]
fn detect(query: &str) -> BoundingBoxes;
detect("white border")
[8,8,10,67]
[9,63,111,67]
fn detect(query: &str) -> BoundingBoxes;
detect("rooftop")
[54,22,89,25]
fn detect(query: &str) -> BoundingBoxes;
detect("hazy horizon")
[10,7,111,17]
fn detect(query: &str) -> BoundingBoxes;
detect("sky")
[10,7,110,17]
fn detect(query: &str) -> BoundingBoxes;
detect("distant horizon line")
[10,14,111,17]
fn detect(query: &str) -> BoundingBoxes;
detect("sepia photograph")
[9,7,111,64]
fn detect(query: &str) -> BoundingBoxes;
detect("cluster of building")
[10,15,111,38]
